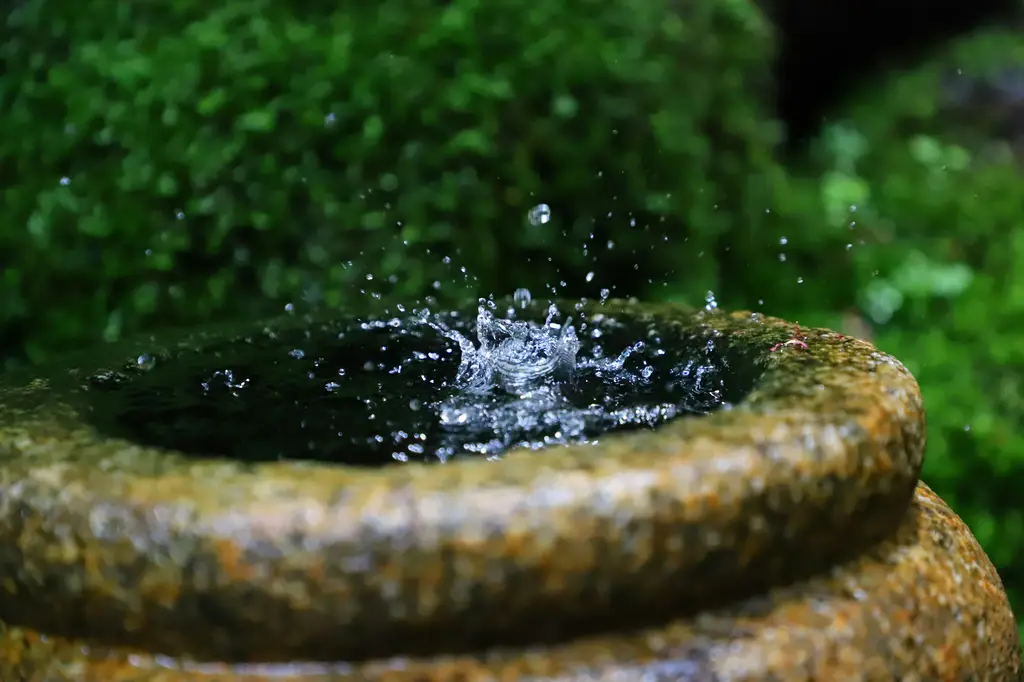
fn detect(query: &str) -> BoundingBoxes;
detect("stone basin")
[0,300,1019,681]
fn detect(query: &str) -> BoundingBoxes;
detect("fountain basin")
[0,300,1018,681]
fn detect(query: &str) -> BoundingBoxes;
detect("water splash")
[86,295,747,467]
[416,293,669,460]
[424,299,580,395]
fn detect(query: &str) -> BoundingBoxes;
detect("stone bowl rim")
[0,298,926,660]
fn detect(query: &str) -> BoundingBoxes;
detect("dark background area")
[776,0,1020,149]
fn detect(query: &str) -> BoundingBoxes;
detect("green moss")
[0,0,780,367]
[790,28,1024,627]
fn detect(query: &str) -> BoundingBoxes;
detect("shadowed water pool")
[80,301,763,466]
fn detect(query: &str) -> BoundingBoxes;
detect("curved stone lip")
[0,300,926,662]
[5,483,1018,682]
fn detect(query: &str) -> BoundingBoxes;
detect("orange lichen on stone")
[1,483,1018,682]
[0,301,1017,681]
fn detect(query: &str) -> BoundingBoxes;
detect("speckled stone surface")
[0,300,1018,681]
[1,482,1018,681]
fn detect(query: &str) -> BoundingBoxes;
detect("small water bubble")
[528,203,551,226]
[585,272,595,283]
[599,288,611,301]
[136,354,156,370]
[59,176,70,186]
[779,236,788,245]
[796,277,804,284]
[704,291,718,311]
[288,349,305,359]
[778,253,787,262]
[325,381,341,392]
[513,288,532,309]
[409,399,421,411]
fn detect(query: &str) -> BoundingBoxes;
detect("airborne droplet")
[527,203,551,226]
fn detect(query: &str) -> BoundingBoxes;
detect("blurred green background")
[3,0,1022,631]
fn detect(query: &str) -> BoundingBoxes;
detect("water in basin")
[81,295,760,466]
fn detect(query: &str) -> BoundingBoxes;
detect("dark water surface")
[80,306,762,466]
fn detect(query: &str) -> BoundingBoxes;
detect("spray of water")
[248,203,729,464]
[413,293,659,460]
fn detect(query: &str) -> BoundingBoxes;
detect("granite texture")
[0,300,1017,681]
[1,482,1018,681]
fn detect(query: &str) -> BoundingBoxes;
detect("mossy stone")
[0,300,1018,680]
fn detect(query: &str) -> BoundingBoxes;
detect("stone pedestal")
[0,302,1018,681]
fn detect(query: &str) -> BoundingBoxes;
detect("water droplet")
[513,288,532,309]
[704,291,718,311]
[779,236,788,245]
[528,204,551,226]
[136,354,156,370]
[585,272,595,282]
